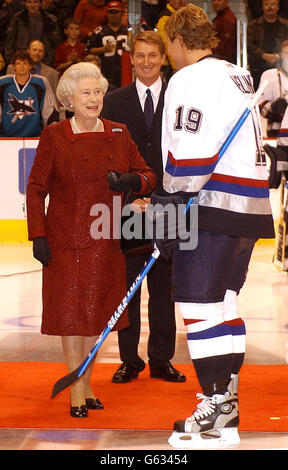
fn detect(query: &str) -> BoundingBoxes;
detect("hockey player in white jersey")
[258,39,288,137]
[264,105,288,188]
[151,4,274,448]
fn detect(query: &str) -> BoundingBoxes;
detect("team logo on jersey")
[7,93,36,123]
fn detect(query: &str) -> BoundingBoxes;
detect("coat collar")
[64,117,124,142]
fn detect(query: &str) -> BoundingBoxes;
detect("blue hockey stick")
[51,81,267,398]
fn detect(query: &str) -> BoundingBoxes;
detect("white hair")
[56,62,108,109]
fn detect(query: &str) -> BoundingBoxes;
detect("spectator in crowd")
[82,53,116,92]
[82,52,101,66]
[141,0,160,29]
[245,0,263,19]
[4,0,62,66]
[6,40,59,96]
[86,1,129,89]
[155,0,187,81]
[258,40,288,137]
[53,18,86,75]
[247,0,288,90]
[41,0,79,31]
[246,0,288,19]
[0,50,58,136]
[0,1,25,49]
[102,30,186,384]
[211,0,237,64]
[73,0,107,42]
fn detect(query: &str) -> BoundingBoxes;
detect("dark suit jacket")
[101,80,167,195]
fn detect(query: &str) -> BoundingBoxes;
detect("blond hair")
[165,4,219,51]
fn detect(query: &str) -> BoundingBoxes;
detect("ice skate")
[229,373,239,412]
[168,391,240,449]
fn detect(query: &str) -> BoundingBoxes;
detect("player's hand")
[129,198,150,213]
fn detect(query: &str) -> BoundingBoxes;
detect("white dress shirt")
[135,76,162,114]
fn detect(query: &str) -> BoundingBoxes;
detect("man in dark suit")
[102,30,186,384]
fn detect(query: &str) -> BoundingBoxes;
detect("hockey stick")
[51,80,267,399]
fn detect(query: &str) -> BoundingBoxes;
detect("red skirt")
[41,239,129,336]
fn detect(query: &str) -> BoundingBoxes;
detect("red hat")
[106,1,123,11]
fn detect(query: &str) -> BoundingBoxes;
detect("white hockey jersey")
[162,56,274,239]
[258,68,288,136]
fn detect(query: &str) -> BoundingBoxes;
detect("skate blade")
[168,427,240,449]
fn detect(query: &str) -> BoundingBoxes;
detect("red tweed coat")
[26,119,156,336]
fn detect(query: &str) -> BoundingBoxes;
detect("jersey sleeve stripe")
[165,151,218,177]
[168,150,219,167]
[209,173,269,187]
[203,180,269,198]
[278,128,288,137]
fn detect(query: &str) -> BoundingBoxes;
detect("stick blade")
[51,367,81,398]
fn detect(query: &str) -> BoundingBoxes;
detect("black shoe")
[85,398,104,410]
[70,404,88,418]
[150,362,186,382]
[112,363,142,383]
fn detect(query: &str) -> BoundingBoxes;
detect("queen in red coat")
[26,62,156,418]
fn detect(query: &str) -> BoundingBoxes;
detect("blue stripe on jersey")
[229,323,246,335]
[187,322,230,341]
[165,158,216,177]
[279,129,288,137]
[203,180,269,198]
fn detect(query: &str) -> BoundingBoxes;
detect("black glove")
[107,170,141,193]
[269,98,288,122]
[33,237,51,267]
[264,144,288,188]
[149,190,196,258]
